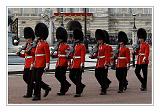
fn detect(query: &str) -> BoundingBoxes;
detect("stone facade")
[8,8,152,43]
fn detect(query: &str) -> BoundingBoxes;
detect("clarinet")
[132,41,140,67]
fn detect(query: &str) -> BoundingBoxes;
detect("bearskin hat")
[73,29,84,41]
[24,27,35,40]
[56,27,68,42]
[118,31,128,45]
[95,29,105,41]
[137,28,147,41]
[35,23,49,40]
[103,30,110,44]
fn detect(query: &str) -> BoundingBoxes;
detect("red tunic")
[92,44,113,68]
[116,46,130,68]
[52,42,70,67]
[34,40,50,68]
[70,43,86,69]
[20,43,35,68]
[136,42,150,65]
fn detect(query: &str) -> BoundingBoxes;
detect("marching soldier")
[32,23,51,101]
[69,29,86,97]
[51,27,71,95]
[90,29,112,95]
[16,27,35,98]
[134,28,150,91]
[103,30,113,87]
[116,31,130,93]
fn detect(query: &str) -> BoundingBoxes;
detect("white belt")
[25,56,32,59]
[73,56,81,59]
[118,57,126,59]
[97,56,105,59]
[139,53,145,56]
[35,54,45,56]
[58,54,66,57]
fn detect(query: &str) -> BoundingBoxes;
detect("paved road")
[8,67,152,104]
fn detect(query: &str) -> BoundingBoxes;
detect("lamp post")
[41,8,54,45]
[132,14,137,45]
[84,8,87,37]
[60,11,64,27]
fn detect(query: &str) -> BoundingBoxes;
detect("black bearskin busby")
[56,27,68,42]
[73,29,84,41]
[118,31,128,45]
[35,23,49,40]
[137,28,147,41]
[103,30,110,44]
[95,29,105,41]
[24,27,35,40]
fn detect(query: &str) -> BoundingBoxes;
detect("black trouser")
[95,67,111,91]
[55,66,71,93]
[69,68,85,94]
[116,67,127,91]
[124,69,128,86]
[135,64,148,89]
[33,68,50,97]
[23,68,34,96]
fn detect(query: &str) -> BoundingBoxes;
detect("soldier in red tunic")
[90,29,112,95]
[32,23,51,101]
[134,28,150,91]
[51,27,71,95]
[69,29,86,97]
[16,27,35,98]
[116,31,130,93]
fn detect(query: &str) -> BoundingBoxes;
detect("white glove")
[142,57,146,63]
[127,63,130,70]
[44,63,50,71]
[80,63,84,68]
[30,63,34,70]
[104,64,108,69]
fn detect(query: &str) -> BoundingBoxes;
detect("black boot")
[79,84,86,94]
[140,85,147,91]
[123,82,128,91]
[100,88,107,95]
[23,94,32,98]
[74,94,81,97]
[117,90,124,93]
[43,87,51,97]
[32,95,41,101]
[106,81,112,89]
[57,92,65,96]
[64,83,71,93]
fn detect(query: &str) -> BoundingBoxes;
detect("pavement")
[8,67,152,104]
